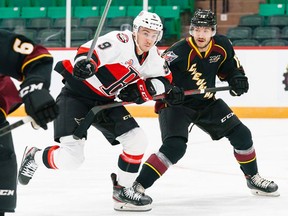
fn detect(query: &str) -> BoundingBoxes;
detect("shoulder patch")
[116,33,129,43]
[162,51,178,65]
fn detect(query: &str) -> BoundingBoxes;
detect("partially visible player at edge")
[17,11,178,211]
[0,30,58,216]
[108,9,280,211]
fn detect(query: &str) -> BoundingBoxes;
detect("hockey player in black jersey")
[116,9,279,211]
[0,30,58,215]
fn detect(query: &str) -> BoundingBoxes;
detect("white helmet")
[133,10,163,42]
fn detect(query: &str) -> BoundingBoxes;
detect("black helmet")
[191,9,217,27]
[189,9,217,36]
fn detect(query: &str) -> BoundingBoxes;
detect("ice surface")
[5,117,288,216]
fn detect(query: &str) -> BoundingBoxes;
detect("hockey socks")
[136,152,171,189]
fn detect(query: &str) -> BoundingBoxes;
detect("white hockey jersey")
[61,30,172,100]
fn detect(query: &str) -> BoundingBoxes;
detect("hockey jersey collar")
[187,36,215,59]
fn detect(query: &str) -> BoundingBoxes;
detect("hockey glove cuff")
[20,79,59,130]
[228,75,249,96]
[118,79,156,104]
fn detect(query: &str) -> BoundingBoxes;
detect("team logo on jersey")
[125,59,134,66]
[116,33,129,43]
[162,51,178,65]
[209,55,221,63]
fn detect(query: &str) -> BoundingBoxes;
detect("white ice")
[5,117,288,216]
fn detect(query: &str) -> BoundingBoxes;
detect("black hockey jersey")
[162,34,244,101]
[0,30,53,115]
[0,30,53,82]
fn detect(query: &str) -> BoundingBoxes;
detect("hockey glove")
[228,74,249,96]
[73,58,98,81]
[118,79,156,104]
[163,86,185,106]
[20,79,59,130]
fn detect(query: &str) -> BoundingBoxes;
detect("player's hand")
[163,86,185,106]
[20,80,59,130]
[73,59,98,81]
[118,79,156,104]
[228,75,249,96]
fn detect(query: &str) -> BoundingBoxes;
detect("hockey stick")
[153,85,231,100]
[73,86,231,139]
[0,116,38,137]
[0,86,230,137]
[86,0,112,61]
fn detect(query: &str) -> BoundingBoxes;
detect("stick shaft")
[73,86,231,139]
[0,116,33,137]
[86,0,112,61]
[153,86,231,100]
[0,87,231,138]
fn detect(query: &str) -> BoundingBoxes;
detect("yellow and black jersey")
[0,30,54,115]
[162,34,243,101]
[0,29,53,83]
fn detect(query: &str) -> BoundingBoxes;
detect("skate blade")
[251,189,280,197]
[114,201,152,212]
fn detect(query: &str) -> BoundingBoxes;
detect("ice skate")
[246,173,279,197]
[18,147,40,185]
[111,173,152,211]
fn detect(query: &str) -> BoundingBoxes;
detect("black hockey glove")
[163,86,185,106]
[20,79,59,130]
[72,58,98,81]
[118,79,156,104]
[228,74,249,96]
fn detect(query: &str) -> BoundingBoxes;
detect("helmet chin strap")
[133,33,144,55]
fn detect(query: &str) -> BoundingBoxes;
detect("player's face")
[136,27,159,53]
[192,26,214,51]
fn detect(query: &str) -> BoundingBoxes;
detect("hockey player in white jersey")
[18,11,175,211]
